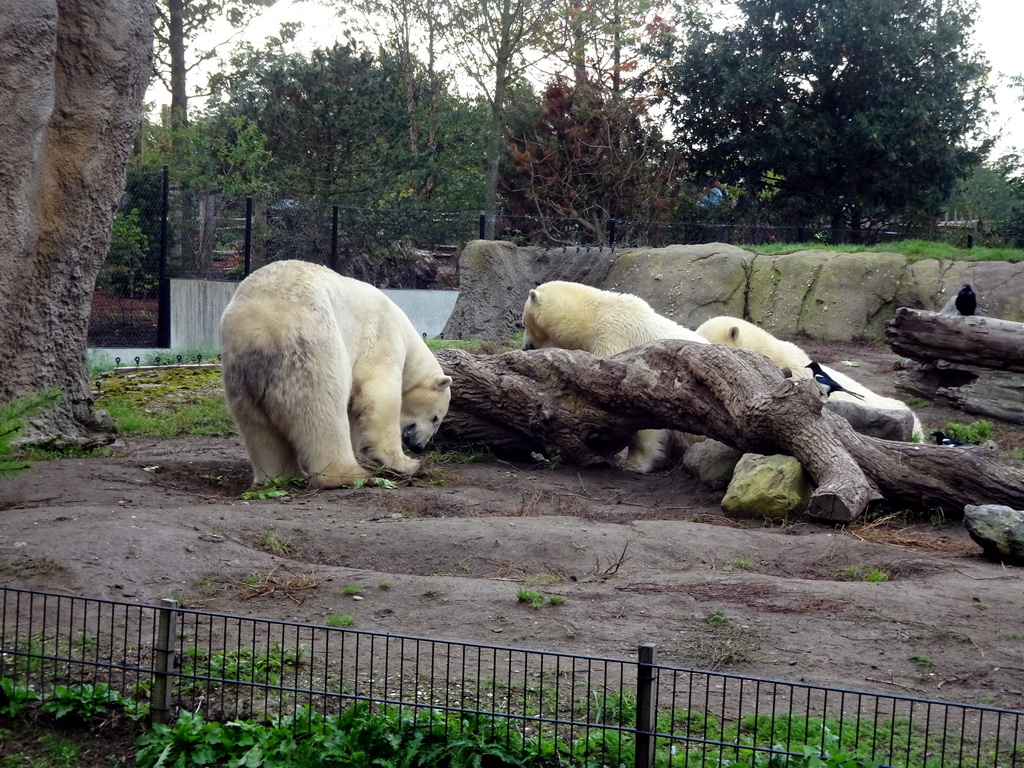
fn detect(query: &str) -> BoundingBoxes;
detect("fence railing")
[93,166,997,350]
[1,586,1020,766]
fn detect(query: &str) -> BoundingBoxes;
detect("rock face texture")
[442,240,1024,341]
[0,0,155,443]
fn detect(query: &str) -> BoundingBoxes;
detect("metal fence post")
[151,598,179,725]
[635,643,658,768]
[330,204,340,271]
[608,218,617,248]
[243,196,253,277]
[478,213,486,240]
[156,165,171,348]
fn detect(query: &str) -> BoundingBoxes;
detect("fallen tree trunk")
[886,308,1024,372]
[886,308,1024,424]
[435,341,1024,521]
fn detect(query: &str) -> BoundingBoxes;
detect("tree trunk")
[0,0,155,446]
[435,342,1024,521]
[886,308,1024,372]
[167,0,188,132]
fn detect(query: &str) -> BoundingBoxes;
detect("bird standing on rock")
[955,284,977,316]
[806,361,865,399]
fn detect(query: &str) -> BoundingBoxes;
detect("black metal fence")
[1,586,1020,766]
[91,168,995,350]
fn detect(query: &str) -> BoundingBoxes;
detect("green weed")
[516,589,545,609]
[326,614,354,628]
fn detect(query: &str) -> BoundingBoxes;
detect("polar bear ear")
[435,374,453,390]
[528,288,540,304]
[728,326,739,343]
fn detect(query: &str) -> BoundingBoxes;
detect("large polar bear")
[695,316,924,440]
[221,260,453,488]
[521,280,708,471]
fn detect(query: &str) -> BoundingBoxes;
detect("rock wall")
[443,240,1024,341]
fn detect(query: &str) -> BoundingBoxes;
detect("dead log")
[885,308,1024,424]
[886,308,1024,372]
[435,341,1024,522]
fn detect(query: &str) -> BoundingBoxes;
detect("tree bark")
[0,0,155,445]
[886,308,1024,372]
[435,341,1024,521]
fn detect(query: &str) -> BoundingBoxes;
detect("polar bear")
[522,280,708,471]
[221,260,452,488]
[694,316,924,440]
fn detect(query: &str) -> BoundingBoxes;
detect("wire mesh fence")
[1,586,1020,766]
[89,167,994,350]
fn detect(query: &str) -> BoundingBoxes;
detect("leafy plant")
[39,682,124,724]
[243,476,306,500]
[0,677,37,718]
[941,419,995,445]
[326,614,355,627]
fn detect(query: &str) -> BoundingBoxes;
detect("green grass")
[325,614,354,628]
[93,365,233,437]
[747,238,1024,263]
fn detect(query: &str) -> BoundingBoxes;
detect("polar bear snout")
[402,424,428,454]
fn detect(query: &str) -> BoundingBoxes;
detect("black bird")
[932,431,965,447]
[806,361,864,400]
[955,284,977,316]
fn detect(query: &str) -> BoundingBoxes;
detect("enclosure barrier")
[1,586,1020,767]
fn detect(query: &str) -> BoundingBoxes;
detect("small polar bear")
[694,316,924,441]
[521,280,708,471]
[221,260,452,488]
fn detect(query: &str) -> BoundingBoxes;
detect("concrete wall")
[165,279,458,350]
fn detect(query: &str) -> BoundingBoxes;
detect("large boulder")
[746,250,907,340]
[963,504,1024,565]
[441,241,1024,342]
[721,453,812,520]
[603,243,753,329]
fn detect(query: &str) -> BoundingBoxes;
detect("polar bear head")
[400,373,453,453]
[521,281,597,352]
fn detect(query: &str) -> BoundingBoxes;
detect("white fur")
[522,281,708,471]
[695,316,924,440]
[221,260,452,488]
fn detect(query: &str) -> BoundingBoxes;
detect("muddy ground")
[1,340,1023,712]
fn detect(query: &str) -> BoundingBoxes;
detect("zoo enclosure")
[1,586,1021,767]
[93,166,992,350]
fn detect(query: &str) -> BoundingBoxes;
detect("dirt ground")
[2,340,1024,713]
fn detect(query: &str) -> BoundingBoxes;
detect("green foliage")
[652,0,992,228]
[326,614,355,627]
[516,589,545,609]
[39,682,125,725]
[93,366,233,438]
[97,207,157,299]
[746,238,1024,263]
[942,420,995,445]
[242,477,305,500]
[0,677,37,718]
[0,388,62,481]
[179,643,304,692]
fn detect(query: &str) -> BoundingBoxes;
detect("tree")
[205,41,487,209]
[502,77,685,242]
[652,0,993,238]
[0,0,155,444]
[439,0,555,237]
[152,0,280,133]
